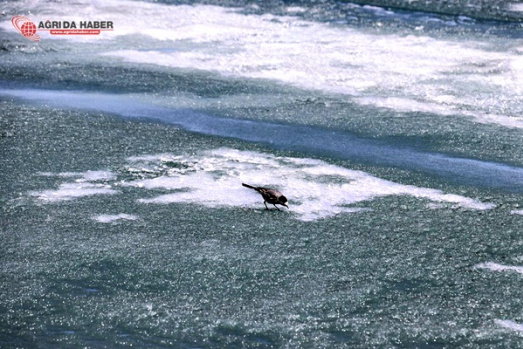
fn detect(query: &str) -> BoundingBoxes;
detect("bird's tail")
[242,183,257,190]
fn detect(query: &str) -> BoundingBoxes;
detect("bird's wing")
[261,189,281,200]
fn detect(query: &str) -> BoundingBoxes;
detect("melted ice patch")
[123,148,494,221]
[92,214,138,223]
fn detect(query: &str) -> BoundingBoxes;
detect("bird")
[242,183,289,211]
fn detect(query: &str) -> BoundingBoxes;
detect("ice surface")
[495,319,523,332]
[124,148,494,221]
[2,1,522,346]
[508,3,523,12]
[26,148,494,220]
[1,0,521,129]
[95,5,521,129]
[92,214,138,223]
[475,262,523,276]
[30,171,117,202]
[4,88,522,192]
[37,170,115,182]
[30,183,117,202]
[356,97,523,129]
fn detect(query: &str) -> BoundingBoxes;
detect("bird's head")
[279,195,289,209]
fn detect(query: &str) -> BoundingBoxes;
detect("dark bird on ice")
[242,183,289,211]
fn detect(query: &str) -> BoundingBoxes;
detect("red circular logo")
[11,15,40,42]
[20,22,37,37]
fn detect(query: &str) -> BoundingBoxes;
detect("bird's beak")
[284,204,289,209]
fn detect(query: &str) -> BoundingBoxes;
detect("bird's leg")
[273,204,281,211]
[264,201,270,210]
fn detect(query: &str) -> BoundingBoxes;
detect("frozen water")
[495,319,523,332]
[38,170,116,182]
[508,3,523,12]
[2,0,522,346]
[92,214,138,223]
[29,171,117,202]
[3,89,523,192]
[1,0,521,129]
[475,262,523,276]
[25,148,495,221]
[29,183,117,202]
[125,148,494,221]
